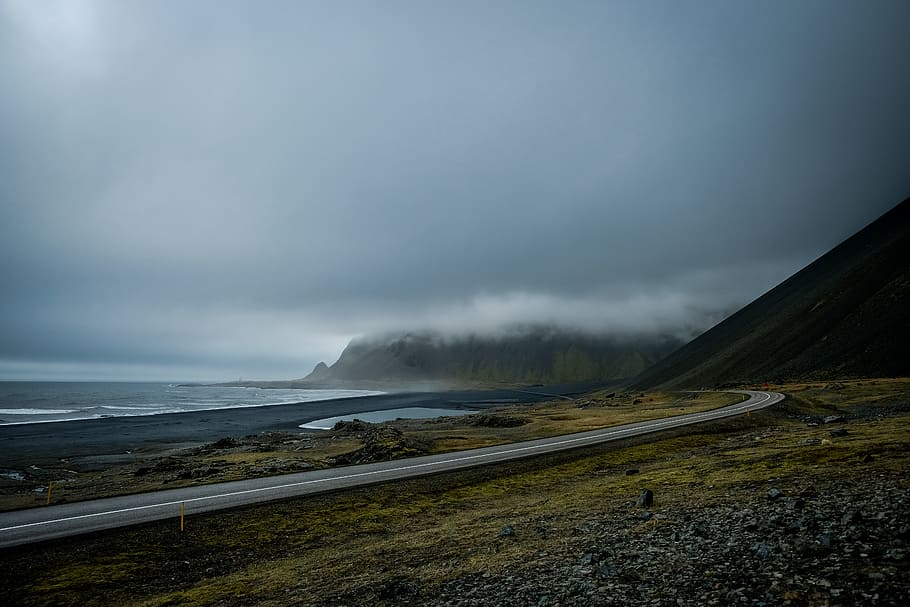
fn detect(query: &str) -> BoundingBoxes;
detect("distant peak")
[304,361,331,381]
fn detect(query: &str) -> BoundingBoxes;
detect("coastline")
[2,380,907,606]
[0,392,420,464]
[0,382,606,465]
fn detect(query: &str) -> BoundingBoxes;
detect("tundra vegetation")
[0,379,908,606]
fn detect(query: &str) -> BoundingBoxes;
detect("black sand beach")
[0,383,605,465]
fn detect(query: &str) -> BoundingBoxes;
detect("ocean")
[0,382,384,426]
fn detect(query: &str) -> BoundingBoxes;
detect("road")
[0,390,784,548]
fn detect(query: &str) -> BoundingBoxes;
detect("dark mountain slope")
[305,329,682,386]
[635,197,910,389]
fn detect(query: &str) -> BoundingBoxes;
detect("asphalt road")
[0,390,784,548]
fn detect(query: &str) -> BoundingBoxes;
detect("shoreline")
[0,392,425,464]
[0,391,389,427]
[0,382,606,464]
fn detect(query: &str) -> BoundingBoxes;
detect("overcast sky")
[1,1,908,382]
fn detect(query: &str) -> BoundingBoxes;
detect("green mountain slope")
[306,329,682,385]
[634,197,910,389]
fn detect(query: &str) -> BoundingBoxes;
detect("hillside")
[304,329,682,386]
[635,197,910,388]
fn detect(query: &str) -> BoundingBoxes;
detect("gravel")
[408,478,909,606]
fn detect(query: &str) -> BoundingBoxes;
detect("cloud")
[0,1,908,380]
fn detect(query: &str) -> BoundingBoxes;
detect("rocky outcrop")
[328,421,429,465]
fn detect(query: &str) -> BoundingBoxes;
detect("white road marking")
[0,391,781,536]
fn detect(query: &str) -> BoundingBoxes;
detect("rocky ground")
[410,478,908,607]
[307,389,910,607]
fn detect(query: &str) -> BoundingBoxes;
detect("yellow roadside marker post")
[46,481,53,505]
[181,502,185,531]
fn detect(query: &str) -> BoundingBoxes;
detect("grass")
[0,391,740,511]
[1,379,907,606]
[405,390,741,453]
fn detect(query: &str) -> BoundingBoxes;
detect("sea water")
[300,407,476,430]
[0,382,384,425]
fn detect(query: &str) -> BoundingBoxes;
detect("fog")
[1,1,908,380]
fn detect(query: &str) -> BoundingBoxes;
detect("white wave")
[0,390,386,426]
[0,408,80,415]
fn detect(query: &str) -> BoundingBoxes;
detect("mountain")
[634,197,910,389]
[304,329,683,386]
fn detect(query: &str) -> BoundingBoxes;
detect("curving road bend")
[0,390,784,548]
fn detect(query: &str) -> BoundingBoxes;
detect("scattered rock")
[176,465,222,480]
[332,419,373,433]
[767,487,784,500]
[823,415,846,424]
[330,426,429,465]
[884,548,906,561]
[246,458,313,475]
[469,414,528,428]
[211,436,239,448]
[150,457,182,472]
[788,516,812,532]
[636,489,654,508]
[841,510,861,525]
[187,431,312,456]
[499,524,515,538]
[625,468,639,476]
[404,465,910,607]
[375,578,419,600]
[830,428,849,437]
[799,438,822,446]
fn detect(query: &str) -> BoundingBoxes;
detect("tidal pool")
[299,407,476,430]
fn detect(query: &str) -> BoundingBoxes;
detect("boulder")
[332,419,373,433]
[636,489,654,508]
[469,414,528,428]
[752,541,772,558]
